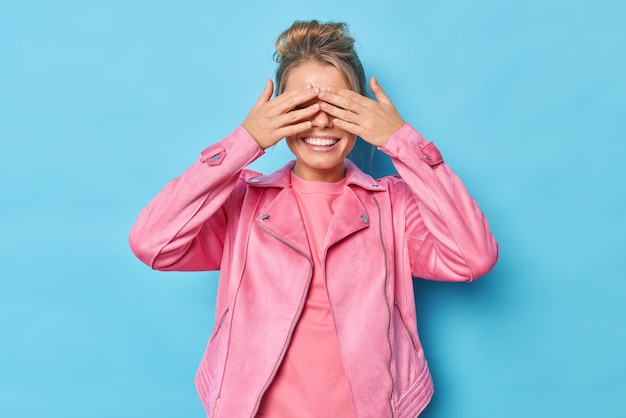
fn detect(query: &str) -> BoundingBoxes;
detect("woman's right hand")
[242,80,321,150]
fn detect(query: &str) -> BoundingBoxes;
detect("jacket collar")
[245,159,386,192]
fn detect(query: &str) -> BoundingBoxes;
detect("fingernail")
[320,102,328,110]
[312,87,320,94]
[326,87,333,92]
[319,92,326,99]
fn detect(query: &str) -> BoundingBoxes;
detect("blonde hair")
[274,20,366,96]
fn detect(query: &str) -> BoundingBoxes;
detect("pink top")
[256,173,356,418]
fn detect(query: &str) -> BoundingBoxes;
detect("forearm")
[381,124,498,281]
[129,126,264,270]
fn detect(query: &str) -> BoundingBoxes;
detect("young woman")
[129,20,498,418]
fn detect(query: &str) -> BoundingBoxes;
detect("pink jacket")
[129,123,498,418]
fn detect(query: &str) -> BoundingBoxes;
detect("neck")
[292,161,346,182]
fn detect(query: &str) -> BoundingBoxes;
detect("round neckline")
[290,171,346,195]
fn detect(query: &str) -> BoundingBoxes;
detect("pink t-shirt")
[256,173,356,418]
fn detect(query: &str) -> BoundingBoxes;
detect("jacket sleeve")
[128,126,264,271]
[380,123,498,282]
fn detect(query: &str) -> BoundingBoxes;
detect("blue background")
[1,0,625,417]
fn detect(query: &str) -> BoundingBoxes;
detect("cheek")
[285,135,299,153]
[345,134,357,150]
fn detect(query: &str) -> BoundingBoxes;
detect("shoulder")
[368,169,410,194]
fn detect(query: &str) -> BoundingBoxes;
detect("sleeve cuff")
[200,126,264,167]
[379,123,444,168]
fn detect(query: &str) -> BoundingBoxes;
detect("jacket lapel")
[324,187,370,249]
[255,187,311,258]
[247,159,386,256]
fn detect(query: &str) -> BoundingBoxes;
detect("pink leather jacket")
[129,123,498,418]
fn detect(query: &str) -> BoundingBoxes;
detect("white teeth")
[303,138,338,146]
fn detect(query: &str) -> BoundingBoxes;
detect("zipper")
[372,195,395,417]
[209,308,229,344]
[211,397,220,418]
[251,221,313,417]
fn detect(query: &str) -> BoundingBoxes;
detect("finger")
[318,87,367,112]
[280,102,321,125]
[252,79,274,108]
[273,84,320,113]
[370,76,391,104]
[331,117,365,138]
[319,101,362,125]
[275,119,312,138]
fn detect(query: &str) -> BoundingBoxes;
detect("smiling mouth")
[303,137,339,147]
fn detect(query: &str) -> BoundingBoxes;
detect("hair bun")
[273,19,365,95]
[275,20,353,62]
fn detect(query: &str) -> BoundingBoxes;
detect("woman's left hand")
[317,76,405,147]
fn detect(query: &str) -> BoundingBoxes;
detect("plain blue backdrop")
[1,0,625,417]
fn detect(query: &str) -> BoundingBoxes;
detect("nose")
[310,104,333,128]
